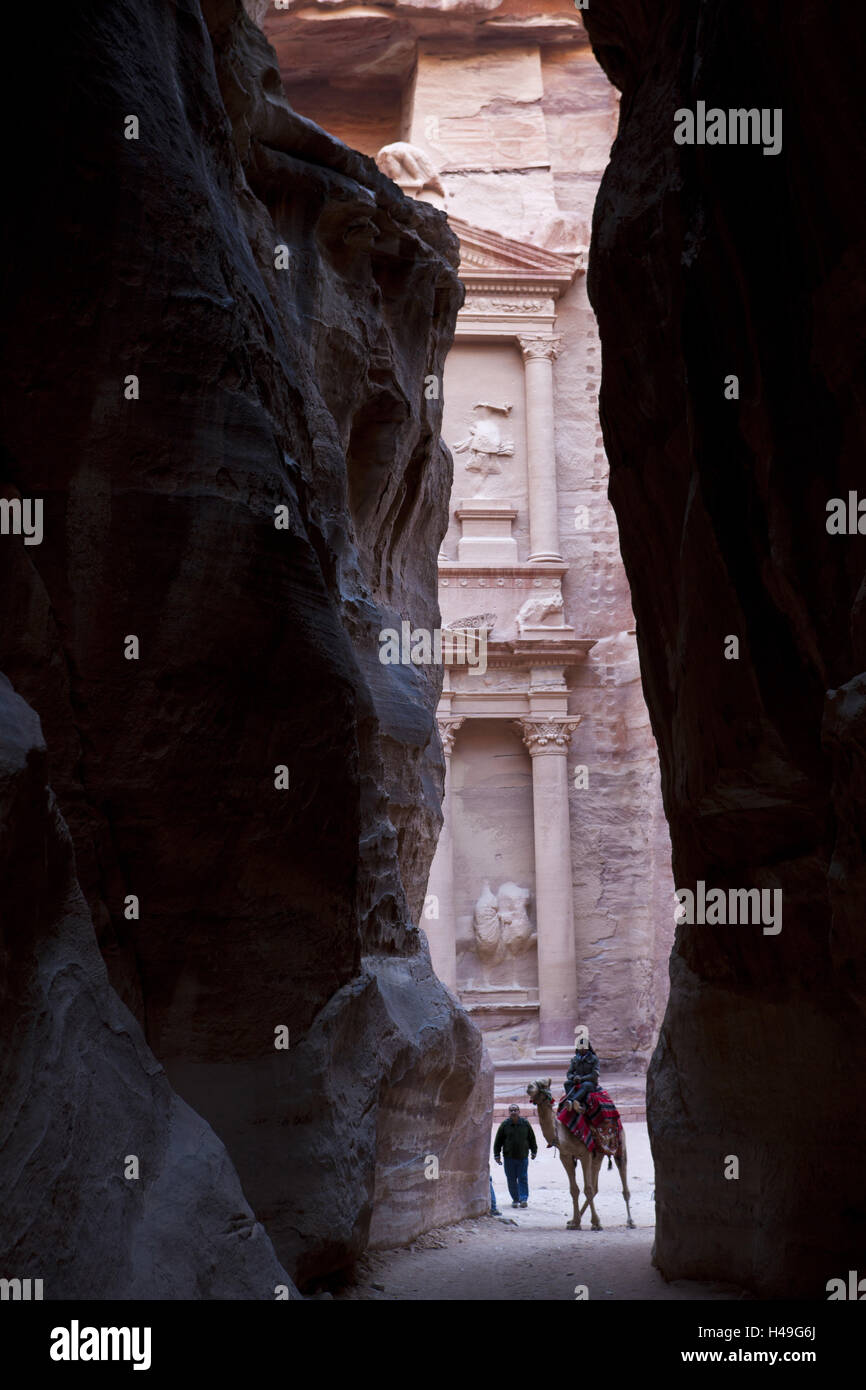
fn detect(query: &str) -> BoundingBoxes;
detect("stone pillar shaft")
[516,717,580,1045]
[519,336,562,563]
[425,718,463,992]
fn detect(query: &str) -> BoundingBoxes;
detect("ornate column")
[515,716,581,1045]
[518,335,563,563]
[425,717,464,992]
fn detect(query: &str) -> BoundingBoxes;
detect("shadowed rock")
[0,0,491,1286]
[0,677,299,1299]
[582,1,866,1295]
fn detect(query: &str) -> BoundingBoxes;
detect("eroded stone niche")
[455,740,541,1060]
[442,342,530,564]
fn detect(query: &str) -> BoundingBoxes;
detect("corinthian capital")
[514,716,581,754]
[517,335,561,363]
[437,717,465,756]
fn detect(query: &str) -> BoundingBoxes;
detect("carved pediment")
[448,217,582,296]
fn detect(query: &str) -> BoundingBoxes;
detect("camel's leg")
[577,1151,603,1230]
[560,1151,582,1230]
[615,1130,635,1228]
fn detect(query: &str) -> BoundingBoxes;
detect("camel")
[526,1078,635,1231]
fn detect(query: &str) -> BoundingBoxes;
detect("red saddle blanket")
[556,1089,623,1155]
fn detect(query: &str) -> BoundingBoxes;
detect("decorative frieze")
[463,297,553,315]
[439,565,567,588]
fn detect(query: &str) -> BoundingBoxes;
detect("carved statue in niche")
[472,879,536,964]
[496,881,535,954]
[452,403,513,492]
[375,142,445,198]
[515,591,564,635]
[473,879,501,962]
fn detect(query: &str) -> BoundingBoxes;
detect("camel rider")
[565,1031,600,1112]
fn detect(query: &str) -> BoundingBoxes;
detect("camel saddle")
[557,1088,622,1155]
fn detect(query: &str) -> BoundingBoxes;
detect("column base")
[528,550,564,563]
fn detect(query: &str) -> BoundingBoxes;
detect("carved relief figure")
[472,879,535,963]
[515,591,564,635]
[473,879,502,963]
[452,403,514,488]
[375,142,445,197]
[496,881,535,954]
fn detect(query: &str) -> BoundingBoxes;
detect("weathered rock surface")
[582,2,866,1295]
[0,0,490,1287]
[0,677,299,1299]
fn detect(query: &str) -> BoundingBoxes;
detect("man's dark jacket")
[493,1116,538,1160]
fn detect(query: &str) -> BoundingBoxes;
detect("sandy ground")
[334,1123,745,1302]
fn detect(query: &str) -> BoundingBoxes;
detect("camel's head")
[526,1078,554,1107]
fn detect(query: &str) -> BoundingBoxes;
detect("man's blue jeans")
[503,1156,529,1204]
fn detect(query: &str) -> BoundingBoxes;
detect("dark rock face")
[0,678,297,1299]
[0,0,490,1288]
[581,4,866,1294]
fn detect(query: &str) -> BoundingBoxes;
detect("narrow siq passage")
[1,0,863,1309]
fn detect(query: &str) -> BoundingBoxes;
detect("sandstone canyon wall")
[0,678,297,1299]
[582,2,866,1295]
[0,0,490,1293]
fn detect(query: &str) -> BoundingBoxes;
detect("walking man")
[493,1103,538,1208]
